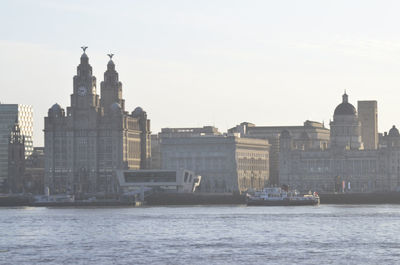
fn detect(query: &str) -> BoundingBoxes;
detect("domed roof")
[334,92,356,116]
[50,103,62,111]
[132,106,143,115]
[110,102,122,112]
[389,125,400,137]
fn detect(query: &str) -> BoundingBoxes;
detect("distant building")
[358,100,378,150]
[379,126,400,189]
[159,127,269,193]
[150,134,161,170]
[279,92,395,192]
[24,147,45,195]
[160,126,221,138]
[229,120,330,185]
[0,103,33,190]
[7,123,25,193]
[44,49,151,195]
[117,169,201,194]
[150,126,222,170]
[329,93,363,150]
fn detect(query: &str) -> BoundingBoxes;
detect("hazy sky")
[1,0,400,146]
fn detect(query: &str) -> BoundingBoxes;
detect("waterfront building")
[279,92,395,192]
[7,123,25,193]
[329,92,363,150]
[0,103,33,190]
[379,126,400,190]
[357,100,378,150]
[44,49,151,195]
[229,120,330,185]
[158,127,269,193]
[150,126,222,170]
[117,169,201,194]
[24,147,45,195]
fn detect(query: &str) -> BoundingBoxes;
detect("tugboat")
[246,186,319,206]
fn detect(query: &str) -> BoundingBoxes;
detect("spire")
[342,91,348,103]
[104,53,118,79]
[107,53,115,70]
[76,46,92,77]
[80,46,89,64]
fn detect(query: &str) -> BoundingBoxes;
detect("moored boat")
[246,187,319,206]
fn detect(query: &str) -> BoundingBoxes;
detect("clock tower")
[69,47,100,111]
[45,47,151,195]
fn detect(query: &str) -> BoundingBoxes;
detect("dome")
[334,93,356,116]
[48,103,65,117]
[389,125,400,137]
[132,106,143,115]
[50,103,62,111]
[110,102,122,112]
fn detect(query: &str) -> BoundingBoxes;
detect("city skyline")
[2,1,400,146]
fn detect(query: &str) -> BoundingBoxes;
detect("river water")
[0,205,399,265]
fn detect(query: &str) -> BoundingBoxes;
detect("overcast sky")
[1,0,400,146]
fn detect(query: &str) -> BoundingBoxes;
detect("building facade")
[279,93,396,192]
[44,49,151,195]
[7,123,25,193]
[24,147,45,195]
[0,104,33,190]
[159,127,269,193]
[358,100,378,150]
[229,120,330,185]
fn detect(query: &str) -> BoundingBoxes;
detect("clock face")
[77,86,87,96]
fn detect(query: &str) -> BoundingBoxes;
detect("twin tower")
[44,48,151,195]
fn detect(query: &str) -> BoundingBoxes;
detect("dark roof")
[334,92,356,116]
[50,103,61,111]
[389,125,400,137]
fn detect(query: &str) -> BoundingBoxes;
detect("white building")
[116,169,201,193]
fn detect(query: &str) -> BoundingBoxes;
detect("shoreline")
[2,192,400,207]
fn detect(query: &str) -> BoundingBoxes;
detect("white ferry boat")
[246,187,319,206]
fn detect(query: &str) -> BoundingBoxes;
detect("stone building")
[0,104,33,190]
[229,120,330,185]
[44,49,151,195]
[378,126,400,190]
[358,100,378,150]
[279,92,395,192]
[150,126,222,170]
[158,127,269,193]
[7,123,25,193]
[24,147,45,195]
[329,92,363,150]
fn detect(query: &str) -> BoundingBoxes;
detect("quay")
[2,192,400,207]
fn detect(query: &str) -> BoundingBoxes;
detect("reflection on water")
[0,205,399,265]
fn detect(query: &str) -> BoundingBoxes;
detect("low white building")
[116,169,201,193]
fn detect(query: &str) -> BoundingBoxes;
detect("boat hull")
[247,198,319,206]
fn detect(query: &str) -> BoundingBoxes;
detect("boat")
[246,187,319,206]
